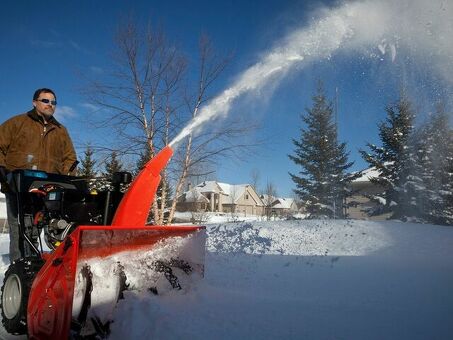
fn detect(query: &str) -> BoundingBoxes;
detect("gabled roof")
[260,194,276,204]
[182,187,210,203]
[353,167,381,183]
[217,183,248,204]
[195,181,224,193]
[180,181,263,205]
[272,197,295,209]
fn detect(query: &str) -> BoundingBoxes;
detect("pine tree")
[134,147,152,176]
[442,130,453,224]
[289,83,358,218]
[399,128,427,220]
[78,144,97,179]
[414,106,453,224]
[104,151,123,181]
[360,95,416,219]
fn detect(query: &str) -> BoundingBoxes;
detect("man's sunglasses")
[36,98,57,105]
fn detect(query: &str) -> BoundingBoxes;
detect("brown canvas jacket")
[0,109,77,174]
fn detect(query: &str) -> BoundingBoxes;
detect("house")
[346,167,391,220]
[177,181,265,215]
[260,194,301,217]
[270,197,299,217]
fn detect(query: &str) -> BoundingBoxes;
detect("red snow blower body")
[0,146,206,339]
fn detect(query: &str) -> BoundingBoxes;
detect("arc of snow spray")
[169,7,358,149]
[170,0,453,149]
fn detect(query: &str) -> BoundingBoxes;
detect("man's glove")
[0,166,10,193]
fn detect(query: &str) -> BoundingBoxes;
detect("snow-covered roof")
[181,181,257,204]
[193,181,250,203]
[182,187,210,203]
[272,198,295,209]
[353,167,381,183]
[195,181,223,193]
[260,194,276,204]
[217,183,248,204]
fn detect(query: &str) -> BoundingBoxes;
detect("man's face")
[33,92,56,120]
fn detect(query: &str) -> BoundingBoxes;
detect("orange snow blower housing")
[0,146,206,339]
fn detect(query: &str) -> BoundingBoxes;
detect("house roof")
[196,181,223,193]
[353,167,381,183]
[180,181,263,205]
[260,194,276,204]
[217,182,248,204]
[272,197,295,209]
[182,187,210,203]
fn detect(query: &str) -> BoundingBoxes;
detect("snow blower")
[0,146,206,339]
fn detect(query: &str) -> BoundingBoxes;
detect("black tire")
[1,258,43,335]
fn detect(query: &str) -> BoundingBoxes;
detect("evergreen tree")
[360,96,416,219]
[442,130,453,224]
[134,146,152,176]
[413,107,453,224]
[289,84,358,218]
[78,144,97,179]
[104,151,123,181]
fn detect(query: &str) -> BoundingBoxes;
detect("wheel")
[1,258,43,335]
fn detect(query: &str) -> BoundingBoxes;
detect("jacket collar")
[27,109,61,127]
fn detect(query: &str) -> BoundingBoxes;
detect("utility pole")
[335,86,339,142]
[334,86,339,219]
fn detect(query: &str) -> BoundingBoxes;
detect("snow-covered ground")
[1,219,453,339]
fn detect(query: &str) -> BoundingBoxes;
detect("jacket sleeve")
[61,127,78,175]
[0,118,14,168]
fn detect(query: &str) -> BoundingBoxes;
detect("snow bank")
[207,220,393,256]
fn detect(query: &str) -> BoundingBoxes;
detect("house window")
[245,194,249,200]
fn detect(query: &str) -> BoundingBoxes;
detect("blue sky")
[1,0,452,197]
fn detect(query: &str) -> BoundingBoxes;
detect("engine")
[32,184,105,250]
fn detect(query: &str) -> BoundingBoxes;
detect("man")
[0,88,77,261]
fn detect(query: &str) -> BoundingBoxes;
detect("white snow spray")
[169,0,453,149]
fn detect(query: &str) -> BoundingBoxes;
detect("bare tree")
[263,181,277,220]
[250,168,261,194]
[83,20,256,224]
[190,210,209,225]
[229,185,240,222]
[290,191,305,214]
[185,161,216,188]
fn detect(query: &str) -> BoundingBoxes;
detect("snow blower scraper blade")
[25,146,206,339]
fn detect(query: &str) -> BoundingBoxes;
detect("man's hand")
[0,166,9,193]
[0,166,7,181]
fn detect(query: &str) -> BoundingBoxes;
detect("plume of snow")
[170,0,453,148]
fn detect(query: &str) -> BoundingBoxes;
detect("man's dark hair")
[33,88,57,101]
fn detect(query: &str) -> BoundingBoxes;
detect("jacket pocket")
[5,152,32,169]
[46,156,63,174]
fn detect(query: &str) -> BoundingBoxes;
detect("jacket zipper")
[38,124,47,169]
